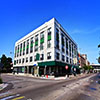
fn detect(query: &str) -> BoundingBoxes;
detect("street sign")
[65,65,68,70]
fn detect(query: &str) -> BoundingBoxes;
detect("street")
[0,73,99,100]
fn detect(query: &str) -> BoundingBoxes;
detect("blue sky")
[0,0,100,64]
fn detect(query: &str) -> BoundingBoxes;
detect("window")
[15,46,17,58]
[72,44,73,53]
[35,35,38,46]
[26,57,28,63]
[34,53,40,61]
[19,59,21,64]
[30,56,33,62]
[20,43,22,56]
[47,52,51,59]
[56,52,59,60]
[17,45,19,57]
[70,59,71,64]
[34,46,38,52]
[66,49,68,55]
[22,58,24,63]
[40,44,43,50]
[17,60,18,64]
[66,38,68,49]
[14,60,16,65]
[34,55,36,61]
[40,54,44,60]
[56,41,59,50]
[56,28,59,50]
[40,32,44,39]
[62,45,65,53]
[26,40,29,54]
[30,37,33,53]
[48,28,51,35]
[69,41,71,52]
[47,28,51,41]
[47,41,51,48]
[61,34,65,46]
[56,28,59,41]
[23,42,25,55]
[66,57,69,63]
[62,55,65,61]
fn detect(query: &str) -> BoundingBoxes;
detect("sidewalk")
[0,83,8,91]
[5,72,90,80]
[0,73,92,91]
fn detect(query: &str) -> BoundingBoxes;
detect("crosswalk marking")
[0,91,11,96]
[0,94,20,100]
[12,96,25,100]
[0,93,16,99]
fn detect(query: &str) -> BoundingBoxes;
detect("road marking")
[0,93,16,99]
[0,91,11,96]
[0,94,20,100]
[12,96,25,100]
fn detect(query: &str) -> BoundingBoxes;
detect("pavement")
[0,73,97,100]
[0,73,91,92]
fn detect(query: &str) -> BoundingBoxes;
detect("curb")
[0,83,8,91]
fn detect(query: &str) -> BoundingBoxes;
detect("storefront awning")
[38,61,71,67]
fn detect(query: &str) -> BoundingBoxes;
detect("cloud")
[70,27,100,35]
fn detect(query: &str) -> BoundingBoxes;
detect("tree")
[0,54,12,73]
[98,44,100,64]
[83,64,93,73]
[98,57,100,64]
[98,44,100,48]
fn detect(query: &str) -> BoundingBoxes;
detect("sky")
[0,0,100,64]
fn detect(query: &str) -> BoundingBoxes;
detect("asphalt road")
[0,73,98,100]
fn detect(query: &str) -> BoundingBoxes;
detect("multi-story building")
[13,18,78,76]
[78,53,90,68]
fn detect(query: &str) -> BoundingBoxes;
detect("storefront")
[38,61,72,77]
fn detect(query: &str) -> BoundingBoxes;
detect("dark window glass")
[22,58,24,63]
[47,41,51,48]
[66,57,69,63]
[40,44,43,50]
[62,55,65,61]
[17,45,19,57]
[30,56,33,62]
[47,52,51,59]
[26,40,29,54]
[19,59,21,63]
[26,57,28,63]
[56,52,59,60]
[34,46,38,52]
[23,42,25,55]
[20,43,22,56]
[30,37,33,53]
[40,54,44,60]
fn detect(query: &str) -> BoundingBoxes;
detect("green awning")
[38,61,71,67]
[72,65,79,69]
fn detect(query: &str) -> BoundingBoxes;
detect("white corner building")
[13,18,78,76]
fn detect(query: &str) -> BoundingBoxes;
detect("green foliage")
[98,57,100,64]
[83,64,93,71]
[0,77,3,84]
[98,44,100,48]
[0,54,12,73]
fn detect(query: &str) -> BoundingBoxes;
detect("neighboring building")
[78,53,90,68]
[13,18,78,76]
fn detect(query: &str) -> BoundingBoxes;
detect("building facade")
[13,18,78,76]
[78,53,90,68]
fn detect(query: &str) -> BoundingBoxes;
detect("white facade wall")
[13,18,78,68]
